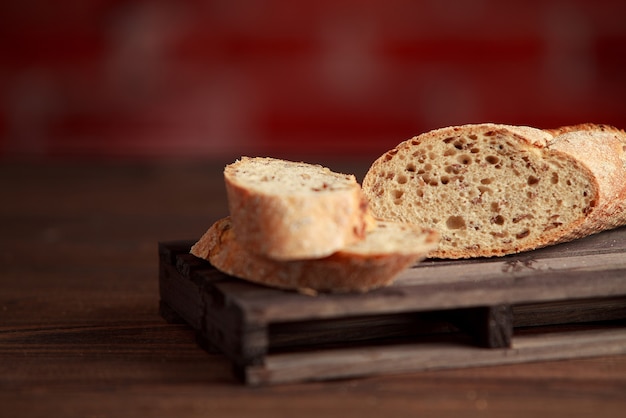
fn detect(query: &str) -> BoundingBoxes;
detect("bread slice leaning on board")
[224,157,372,261]
[191,216,439,293]
[362,123,626,259]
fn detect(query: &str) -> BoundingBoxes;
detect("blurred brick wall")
[1,0,625,160]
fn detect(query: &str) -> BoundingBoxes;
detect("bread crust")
[225,157,370,261]
[363,123,604,258]
[191,217,439,293]
[547,124,626,237]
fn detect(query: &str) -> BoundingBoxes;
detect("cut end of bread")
[363,124,599,258]
[225,157,358,194]
[224,156,371,261]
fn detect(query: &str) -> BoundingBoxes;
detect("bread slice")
[362,123,601,258]
[224,157,371,261]
[547,123,626,237]
[190,217,439,293]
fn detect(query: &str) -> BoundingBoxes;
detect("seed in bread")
[190,216,439,293]
[362,123,600,258]
[224,157,371,261]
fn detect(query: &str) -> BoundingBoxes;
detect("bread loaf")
[191,216,439,293]
[224,157,371,261]
[361,123,619,258]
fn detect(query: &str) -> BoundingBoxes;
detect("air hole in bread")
[486,155,500,164]
[481,178,493,184]
[458,155,472,165]
[446,215,466,230]
[397,174,408,184]
[393,190,404,199]
[424,176,438,186]
[470,147,480,153]
[406,163,416,172]
[551,172,559,184]
[441,176,450,185]
[445,164,463,175]
[444,149,456,156]
[384,150,398,161]
[491,215,505,225]
[478,186,492,195]
[527,175,539,186]
[513,214,533,223]
[516,229,530,239]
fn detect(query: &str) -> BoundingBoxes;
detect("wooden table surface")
[2,160,625,418]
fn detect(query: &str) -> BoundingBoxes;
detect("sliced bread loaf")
[190,216,439,293]
[224,157,371,261]
[362,123,603,258]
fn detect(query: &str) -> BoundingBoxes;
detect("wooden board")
[159,227,626,385]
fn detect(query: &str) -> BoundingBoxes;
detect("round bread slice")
[224,157,371,261]
[190,217,439,293]
[362,123,600,258]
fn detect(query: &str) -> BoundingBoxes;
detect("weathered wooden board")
[159,227,626,385]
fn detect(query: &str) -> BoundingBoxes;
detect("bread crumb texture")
[363,124,605,258]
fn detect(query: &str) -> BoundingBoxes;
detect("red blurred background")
[1,0,625,161]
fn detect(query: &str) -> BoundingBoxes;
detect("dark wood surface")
[2,160,626,417]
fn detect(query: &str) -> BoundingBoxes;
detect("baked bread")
[224,157,371,261]
[546,123,626,237]
[361,123,616,258]
[191,217,439,293]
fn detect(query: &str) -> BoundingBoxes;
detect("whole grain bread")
[361,123,621,258]
[224,157,371,261]
[191,216,439,293]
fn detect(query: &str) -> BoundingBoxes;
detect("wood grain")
[2,161,626,418]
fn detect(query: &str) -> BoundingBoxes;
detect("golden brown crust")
[544,123,626,137]
[191,217,439,293]
[224,157,371,261]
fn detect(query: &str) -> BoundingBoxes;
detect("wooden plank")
[216,265,626,324]
[399,251,626,286]
[513,297,626,327]
[244,322,626,386]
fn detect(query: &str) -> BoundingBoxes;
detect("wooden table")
[2,160,625,418]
